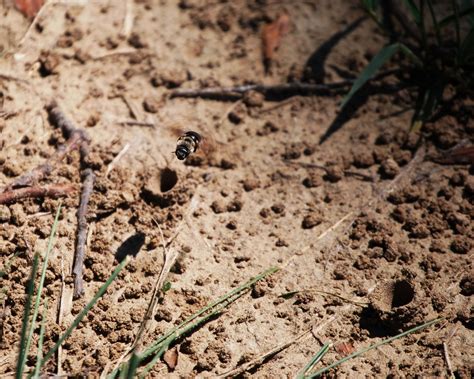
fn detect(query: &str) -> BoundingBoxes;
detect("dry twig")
[0,184,75,204]
[46,101,94,299]
[72,169,95,298]
[106,143,131,176]
[170,81,351,100]
[119,120,155,127]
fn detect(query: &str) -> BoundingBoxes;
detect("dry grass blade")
[218,330,311,378]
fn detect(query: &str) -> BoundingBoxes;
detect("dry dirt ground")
[0,0,473,377]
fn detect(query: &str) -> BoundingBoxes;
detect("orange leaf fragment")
[163,347,179,370]
[261,12,291,71]
[14,0,44,19]
[335,342,355,356]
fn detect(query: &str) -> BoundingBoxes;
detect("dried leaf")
[335,342,354,356]
[14,0,44,19]
[261,12,291,71]
[163,347,178,370]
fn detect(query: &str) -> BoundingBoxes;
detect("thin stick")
[119,120,155,127]
[217,330,312,378]
[72,169,95,298]
[46,101,90,159]
[120,95,141,120]
[92,49,141,61]
[106,143,131,176]
[170,81,352,99]
[260,97,297,113]
[0,184,75,204]
[443,342,455,379]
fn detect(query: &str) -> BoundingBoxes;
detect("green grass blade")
[403,0,421,23]
[17,204,61,378]
[32,298,48,379]
[361,0,378,12]
[460,27,474,64]
[306,317,444,378]
[135,267,279,377]
[296,343,331,379]
[452,0,461,50]
[38,256,131,371]
[427,0,442,46]
[16,254,40,379]
[22,204,61,376]
[439,6,474,28]
[141,266,279,359]
[340,43,400,109]
[398,43,423,66]
[462,0,474,25]
[125,352,141,379]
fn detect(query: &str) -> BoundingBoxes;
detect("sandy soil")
[0,0,472,377]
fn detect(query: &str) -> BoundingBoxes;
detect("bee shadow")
[115,232,146,262]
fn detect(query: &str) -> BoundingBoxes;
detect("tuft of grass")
[345,0,474,129]
[108,266,279,378]
[296,343,331,379]
[35,256,131,375]
[16,204,62,379]
[14,202,131,378]
[302,317,444,378]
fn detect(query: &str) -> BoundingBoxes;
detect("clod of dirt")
[302,213,322,229]
[0,205,11,222]
[143,96,160,113]
[324,165,344,183]
[73,48,90,64]
[271,203,285,214]
[257,120,279,136]
[459,276,473,296]
[151,69,188,89]
[226,199,243,212]
[128,32,148,48]
[302,172,323,188]
[228,103,246,124]
[464,177,474,197]
[242,177,260,191]
[282,144,301,160]
[450,236,471,254]
[353,149,375,168]
[449,172,466,186]
[226,219,237,230]
[39,50,61,76]
[211,200,226,214]
[380,158,400,179]
[216,5,235,32]
[10,204,26,226]
[86,111,101,127]
[243,90,264,107]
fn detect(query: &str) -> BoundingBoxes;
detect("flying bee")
[170,124,238,168]
[174,131,202,160]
